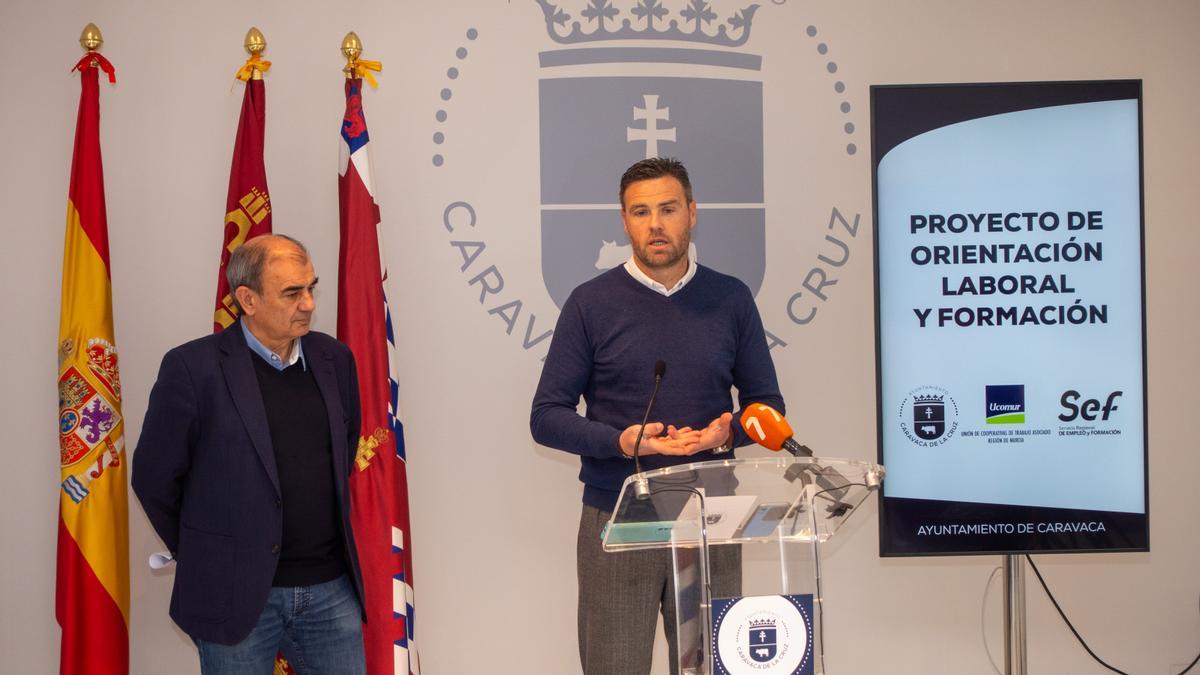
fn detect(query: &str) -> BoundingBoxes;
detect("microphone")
[632,360,666,500]
[740,403,856,511]
[739,403,812,457]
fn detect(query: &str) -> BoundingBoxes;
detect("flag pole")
[336,32,418,675]
[214,26,273,331]
[59,20,129,675]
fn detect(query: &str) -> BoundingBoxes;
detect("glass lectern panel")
[602,456,883,551]
[600,456,884,675]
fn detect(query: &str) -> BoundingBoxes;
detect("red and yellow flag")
[213,71,272,331]
[56,54,129,675]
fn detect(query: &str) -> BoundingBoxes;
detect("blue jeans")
[195,575,365,675]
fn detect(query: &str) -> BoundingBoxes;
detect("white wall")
[2,0,1197,673]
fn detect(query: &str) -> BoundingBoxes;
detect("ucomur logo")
[986,384,1025,424]
[899,386,959,447]
[536,0,765,308]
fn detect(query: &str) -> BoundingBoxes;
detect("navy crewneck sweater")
[531,264,785,511]
[251,356,346,587]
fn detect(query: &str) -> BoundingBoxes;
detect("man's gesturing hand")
[668,412,733,452]
[619,422,703,457]
[619,412,734,458]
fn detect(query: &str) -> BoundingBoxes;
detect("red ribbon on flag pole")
[71,52,116,84]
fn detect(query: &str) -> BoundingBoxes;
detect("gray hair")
[225,234,309,314]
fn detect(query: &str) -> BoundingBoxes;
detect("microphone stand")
[780,440,855,515]
[632,362,665,500]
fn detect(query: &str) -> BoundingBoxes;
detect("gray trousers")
[577,504,740,675]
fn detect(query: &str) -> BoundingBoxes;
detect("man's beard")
[633,232,690,270]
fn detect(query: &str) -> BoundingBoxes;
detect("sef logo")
[1059,390,1123,422]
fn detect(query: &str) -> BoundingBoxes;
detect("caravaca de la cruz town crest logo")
[898,385,959,447]
[435,0,867,357]
[712,594,814,674]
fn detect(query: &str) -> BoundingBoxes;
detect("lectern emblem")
[711,594,812,674]
[535,0,767,309]
[748,618,778,662]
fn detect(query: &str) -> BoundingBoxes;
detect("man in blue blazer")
[133,234,366,674]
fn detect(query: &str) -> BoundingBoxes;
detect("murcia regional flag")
[213,75,272,331]
[337,76,420,675]
[57,53,129,675]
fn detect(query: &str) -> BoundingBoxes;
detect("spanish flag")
[56,54,129,674]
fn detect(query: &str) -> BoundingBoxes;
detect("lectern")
[602,456,884,675]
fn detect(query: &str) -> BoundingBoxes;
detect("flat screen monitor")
[872,80,1148,556]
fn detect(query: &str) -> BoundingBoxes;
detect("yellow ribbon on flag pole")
[341,32,382,86]
[235,53,272,81]
[349,59,382,87]
[235,27,270,81]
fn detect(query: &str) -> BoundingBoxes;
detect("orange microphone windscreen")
[739,403,793,451]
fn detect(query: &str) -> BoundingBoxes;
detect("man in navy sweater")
[531,158,785,674]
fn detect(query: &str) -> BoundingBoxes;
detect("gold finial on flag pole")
[342,32,362,78]
[340,31,382,86]
[234,27,270,81]
[80,23,103,52]
[245,27,266,56]
[74,23,116,83]
[243,27,265,81]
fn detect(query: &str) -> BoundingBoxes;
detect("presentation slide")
[872,81,1148,556]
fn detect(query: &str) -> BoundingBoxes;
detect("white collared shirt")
[623,247,698,297]
[240,320,306,371]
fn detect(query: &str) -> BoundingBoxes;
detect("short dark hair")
[226,234,309,314]
[619,157,693,208]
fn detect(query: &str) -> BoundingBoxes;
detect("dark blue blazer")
[132,324,364,645]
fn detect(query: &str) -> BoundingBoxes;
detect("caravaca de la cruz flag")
[338,73,421,675]
[214,59,272,331]
[57,53,129,675]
